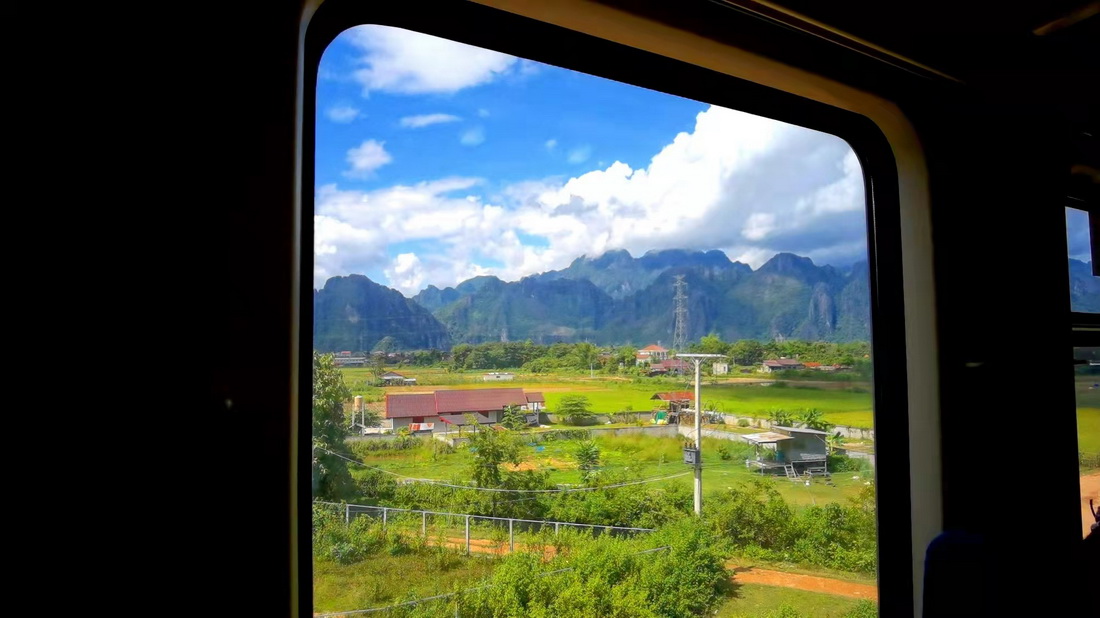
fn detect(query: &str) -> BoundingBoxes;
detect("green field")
[313,553,496,614]
[1073,376,1100,453]
[716,584,871,617]
[349,433,870,507]
[342,367,876,428]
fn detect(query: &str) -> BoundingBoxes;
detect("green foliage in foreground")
[313,352,354,500]
[460,519,731,618]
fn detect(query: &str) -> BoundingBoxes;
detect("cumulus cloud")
[316,105,868,292]
[400,113,460,128]
[460,127,485,147]
[326,105,360,123]
[344,25,517,95]
[344,140,392,178]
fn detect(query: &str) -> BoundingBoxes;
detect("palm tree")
[798,408,833,432]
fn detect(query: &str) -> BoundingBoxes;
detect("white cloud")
[344,140,392,178]
[460,127,485,147]
[326,105,360,123]
[345,25,517,95]
[316,105,867,293]
[566,145,592,164]
[384,253,427,294]
[400,113,460,128]
[478,108,490,118]
[742,213,777,241]
[545,139,557,151]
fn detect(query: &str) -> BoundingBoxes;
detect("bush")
[717,444,732,460]
[737,418,751,427]
[827,453,871,473]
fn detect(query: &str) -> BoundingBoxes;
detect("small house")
[635,344,669,366]
[744,425,829,477]
[712,362,729,375]
[761,358,804,373]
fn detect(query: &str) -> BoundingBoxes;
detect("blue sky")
[315,25,867,295]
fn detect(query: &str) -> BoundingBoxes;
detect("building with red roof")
[384,388,539,432]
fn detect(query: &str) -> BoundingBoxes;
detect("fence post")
[509,519,514,553]
[422,511,427,537]
[554,522,559,535]
[345,503,350,525]
[465,515,471,555]
[383,507,388,529]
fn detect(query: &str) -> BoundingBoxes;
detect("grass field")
[313,553,496,614]
[342,367,876,428]
[716,584,870,617]
[348,433,870,507]
[1074,376,1100,454]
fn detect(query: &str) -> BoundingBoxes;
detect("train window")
[308,23,891,617]
[1066,207,1100,313]
[1072,346,1100,539]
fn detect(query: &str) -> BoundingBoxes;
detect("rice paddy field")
[341,367,876,428]
[348,432,870,507]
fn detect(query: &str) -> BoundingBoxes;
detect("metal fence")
[318,502,654,556]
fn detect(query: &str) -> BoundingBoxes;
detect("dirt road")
[1081,472,1100,538]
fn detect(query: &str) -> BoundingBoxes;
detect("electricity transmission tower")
[672,275,688,366]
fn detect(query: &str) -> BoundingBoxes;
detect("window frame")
[301,2,916,615]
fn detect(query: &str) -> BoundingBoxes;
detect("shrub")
[558,395,595,425]
[737,418,751,427]
[717,444,732,460]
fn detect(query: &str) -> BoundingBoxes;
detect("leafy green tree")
[729,340,765,366]
[574,440,601,482]
[500,404,527,431]
[558,394,595,425]
[767,408,796,428]
[695,333,729,355]
[798,408,833,432]
[312,352,354,500]
[466,417,521,487]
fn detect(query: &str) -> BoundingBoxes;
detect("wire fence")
[316,501,654,556]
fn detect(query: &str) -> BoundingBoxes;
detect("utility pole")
[676,353,725,516]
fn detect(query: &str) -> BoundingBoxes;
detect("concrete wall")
[714,413,874,440]
[437,423,679,447]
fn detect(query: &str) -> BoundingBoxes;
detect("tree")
[695,333,729,355]
[312,352,355,500]
[466,416,521,487]
[574,440,601,482]
[368,353,386,384]
[767,408,796,428]
[798,408,833,432]
[557,394,594,425]
[729,340,765,366]
[501,404,527,431]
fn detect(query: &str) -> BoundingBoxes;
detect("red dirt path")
[1082,472,1100,538]
[434,536,877,600]
[728,564,878,600]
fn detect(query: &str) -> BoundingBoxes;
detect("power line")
[672,275,688,361]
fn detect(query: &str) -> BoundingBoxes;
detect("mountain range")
[313,251,1100,351]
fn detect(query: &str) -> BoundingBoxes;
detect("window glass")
[312,25,880,617]
[1073,347,1100,539]
[1066,207,1100,312]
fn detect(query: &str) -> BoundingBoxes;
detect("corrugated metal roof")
[525,392,545,403]
[435,388,527,414]
[385,393,436,418]
[650,391,695,401]
[772,425,829,435]
[742,432,795,443]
